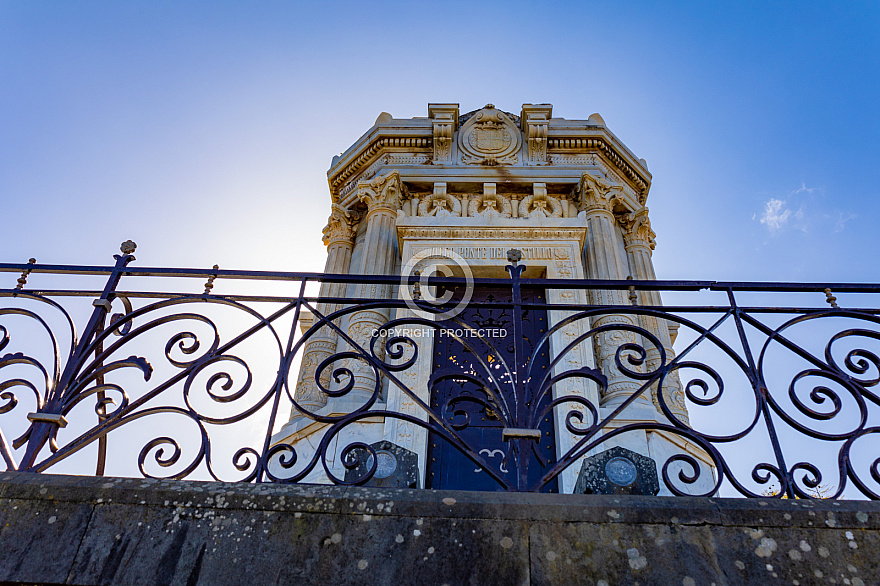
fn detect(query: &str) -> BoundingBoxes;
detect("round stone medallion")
[605,456,638,487]
[367,450,398,479]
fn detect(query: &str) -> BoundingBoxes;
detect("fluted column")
[622,208,689,424]
[292,204,359,417]
[577,173,646,409]
[343,171,404,403]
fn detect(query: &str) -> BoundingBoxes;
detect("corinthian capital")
[621,207,656,251]
[576,172,624,214]
[322,203,359,247]
[356,171,406,214]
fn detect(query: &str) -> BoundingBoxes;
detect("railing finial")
[627,275,638,305]
[204,265,220,295]
[120,240,137,255]
[14,258,36,292]
[824,288,839,309]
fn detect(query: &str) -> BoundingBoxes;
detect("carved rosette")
[458,105,521,166]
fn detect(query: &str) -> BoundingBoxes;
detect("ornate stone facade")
[273,102,715,495]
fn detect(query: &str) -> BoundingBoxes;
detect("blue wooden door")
[425,286,558,492]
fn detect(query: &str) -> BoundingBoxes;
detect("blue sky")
[2,1,878,283]
[1,2,879,490]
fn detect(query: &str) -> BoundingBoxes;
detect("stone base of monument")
[343,440,419,489]
[575,446,660,496]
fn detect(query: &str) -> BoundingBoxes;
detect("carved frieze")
[458,104,521,166]
[387,154,431,166]
[548,153,598,166]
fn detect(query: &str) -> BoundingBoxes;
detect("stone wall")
[1,471,878,585]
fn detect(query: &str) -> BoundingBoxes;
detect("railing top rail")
[1,262,879,293]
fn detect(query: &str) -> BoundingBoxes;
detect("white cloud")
[833,211,857,233]
[793,182,820,195]
[756,184,856,236]
[759,198,791,231]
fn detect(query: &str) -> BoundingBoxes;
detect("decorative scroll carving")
[429,104,458,165]
[547,137,650,200]
[459,104,520,166]
[519,185,563,218]
[433,123,453,163]
[417,183,462,217]
[468,193,513,219]
[521,104,552,165]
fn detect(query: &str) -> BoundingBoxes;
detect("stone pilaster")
[292,204,358,416]
[342,171,404,403]
[577,173,646,409]
[622,208,689,424]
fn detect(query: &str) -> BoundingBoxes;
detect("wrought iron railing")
[1,241,879,499]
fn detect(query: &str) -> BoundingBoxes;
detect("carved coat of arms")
[458,104,520,165]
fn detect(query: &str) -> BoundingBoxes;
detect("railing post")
[19,241,137,470]
[504,249,533,490]
[726,288,791,497]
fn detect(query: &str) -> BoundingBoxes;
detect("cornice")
[327,120,433,201]
[548,136,649,201]
[329,136,432,201]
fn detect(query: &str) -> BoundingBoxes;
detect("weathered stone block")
[0,496,93,584]
[575,445,660,496]
[343,440,419,489]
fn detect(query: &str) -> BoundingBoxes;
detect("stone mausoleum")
[271,103,715,495]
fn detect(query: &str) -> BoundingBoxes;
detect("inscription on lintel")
[412,246,558,261]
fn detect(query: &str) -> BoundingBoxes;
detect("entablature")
[327,103,653,207]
